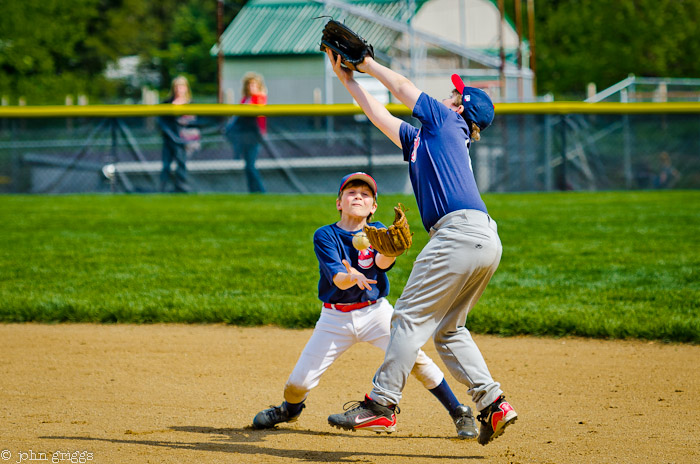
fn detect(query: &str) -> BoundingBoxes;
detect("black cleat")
[452,404,479,439]
[477,395,518,445]
[328,395,398,433]
[252,402,305,429]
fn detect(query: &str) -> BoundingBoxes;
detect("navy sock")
[429,379,462,415]
[283,400,304,416]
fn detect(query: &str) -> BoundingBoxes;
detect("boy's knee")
[433,331,447,347]
[410,350,444,390]
[410,363,443,390]
[434,327,465,346]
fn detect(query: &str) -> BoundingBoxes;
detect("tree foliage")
[511,0,700,97]
[0,0,98,102]
[148,0,240,98]
[0,0,242,104]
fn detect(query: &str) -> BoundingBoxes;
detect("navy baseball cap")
[451,74,495,130]
[338,172,377,196]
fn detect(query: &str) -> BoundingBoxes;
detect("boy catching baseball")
[323,24,518,446]
[252,172,480,438]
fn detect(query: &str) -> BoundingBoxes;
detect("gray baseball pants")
[370,209,504,412]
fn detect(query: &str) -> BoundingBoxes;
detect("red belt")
[323,300,377,312]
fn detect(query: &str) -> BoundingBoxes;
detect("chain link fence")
[0,106,698,195]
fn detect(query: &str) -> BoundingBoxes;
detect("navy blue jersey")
[399,92,487,231]
[313,222,393,304]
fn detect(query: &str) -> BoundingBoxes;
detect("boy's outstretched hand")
[326,50,355,84]
[341,259,376,291]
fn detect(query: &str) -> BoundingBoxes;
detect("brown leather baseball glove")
[363,203,413,257]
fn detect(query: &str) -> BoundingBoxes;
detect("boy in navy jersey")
[326,51,518,446]
[252,172,480,438]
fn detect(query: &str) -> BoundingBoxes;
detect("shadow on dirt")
[41,425,485,462]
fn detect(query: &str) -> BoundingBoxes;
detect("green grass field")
[1,190,698,342]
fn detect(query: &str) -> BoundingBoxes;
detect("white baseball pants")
[284,297,444,404]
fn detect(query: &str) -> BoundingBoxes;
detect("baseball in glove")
[363,203,413,257]
[320,19,374,72]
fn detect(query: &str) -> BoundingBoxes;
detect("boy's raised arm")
[357,57,422,112]
[326,51,403,148]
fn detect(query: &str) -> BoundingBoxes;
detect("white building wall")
[412,0,520,50]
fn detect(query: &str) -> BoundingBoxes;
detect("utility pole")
[527,0,537,97]
[497,0,506,101]
[515,0,523,101]
[459,0,467,69]
[217,0,224,103]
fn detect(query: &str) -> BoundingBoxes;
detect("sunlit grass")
[1,190,698,342]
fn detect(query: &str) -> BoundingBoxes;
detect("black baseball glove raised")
[320,19,374,72]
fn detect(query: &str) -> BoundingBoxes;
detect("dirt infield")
[1,324,698,464]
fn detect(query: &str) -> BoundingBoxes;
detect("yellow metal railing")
[0,102,699,118]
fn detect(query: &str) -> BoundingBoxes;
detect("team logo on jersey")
[357,247,375,269]
[411,129,421,163]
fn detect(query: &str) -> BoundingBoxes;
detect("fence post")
[621,89,632,189]
[65,95,74,133]
[110,119,118,193]
[544,113,553,191]
[559,115,567,190]
[502,115,510,191]
[10,116,19,193]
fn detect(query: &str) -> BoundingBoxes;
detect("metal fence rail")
[0,103,698,194]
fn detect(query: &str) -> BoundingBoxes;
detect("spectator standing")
[654,151,680,189]
[158,75,196,193]
[225,72,268,193]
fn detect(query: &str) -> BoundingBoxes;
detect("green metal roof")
[214,0,428,57]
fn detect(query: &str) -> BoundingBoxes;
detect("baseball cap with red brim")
[451,74,495,131]
[338,172,377,197]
